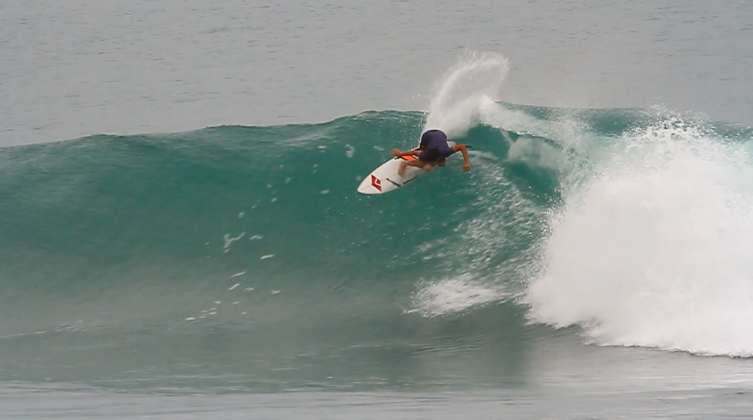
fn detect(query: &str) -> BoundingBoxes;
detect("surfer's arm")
[452,144,471,171]
[390,149,421,157]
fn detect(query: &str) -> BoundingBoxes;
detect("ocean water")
[2,1,753,419]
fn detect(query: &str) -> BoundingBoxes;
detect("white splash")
[423,51,509,139]
[526,116,753,357]
[228,283,240,291]
[260,254,275,260]
[231,271,246,278]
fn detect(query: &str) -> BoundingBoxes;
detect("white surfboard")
[357,142,454,195]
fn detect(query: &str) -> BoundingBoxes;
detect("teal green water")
[2,105,753,399]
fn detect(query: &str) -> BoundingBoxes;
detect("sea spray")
[423,51,510,139]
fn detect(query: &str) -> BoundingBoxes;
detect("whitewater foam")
[526,116,753,357]
[409,274,505,317]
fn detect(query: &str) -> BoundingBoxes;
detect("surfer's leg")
[437,158,446,167]
[398,160,425,176]
[398,160,409,176]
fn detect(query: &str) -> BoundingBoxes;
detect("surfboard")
[357,142,455,195]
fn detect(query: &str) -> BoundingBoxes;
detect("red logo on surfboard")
[371,175,382,191]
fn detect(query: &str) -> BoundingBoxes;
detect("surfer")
[390,129,471,176]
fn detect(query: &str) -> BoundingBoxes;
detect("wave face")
[1,109,544,333]
[2,53,753,390]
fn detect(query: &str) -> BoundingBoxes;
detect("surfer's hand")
[423,164,434,172]
[462,162,471,172]
[390,149,401,157]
